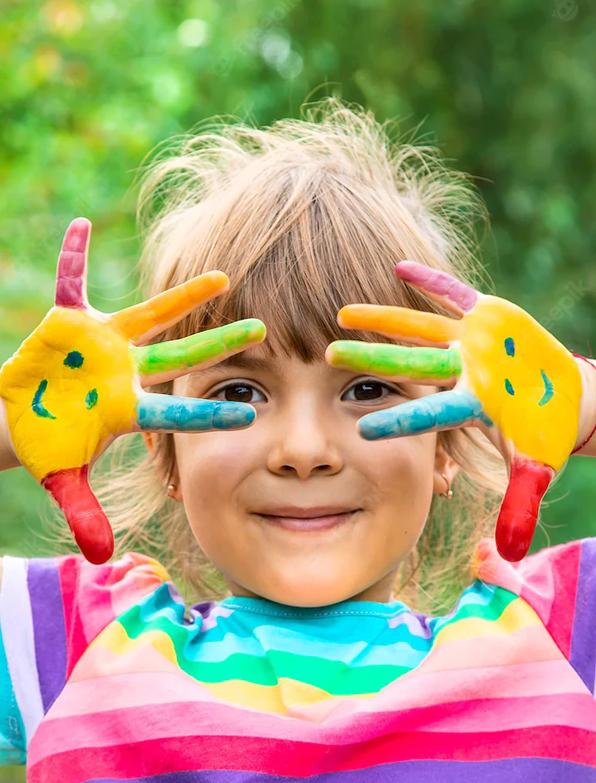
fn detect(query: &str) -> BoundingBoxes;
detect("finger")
[357,389,491,440]
[495,456,556,562]
[132,319,267,386]
[42,465,114,564]
[136,392,256,432]
[109,271,230,345]
[337,304,461,346]
[54,217,90,309]
[395,261,479,316]
[326,341,462,384]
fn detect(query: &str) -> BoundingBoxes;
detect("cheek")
[352,431,436,498]
[172,429,261,513]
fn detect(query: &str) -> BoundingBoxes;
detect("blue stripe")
[0,618,26,764]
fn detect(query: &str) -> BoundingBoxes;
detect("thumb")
[42,465,114,564]
[495,455,555,562]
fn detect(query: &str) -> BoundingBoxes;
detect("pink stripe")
[422,625,566,672]
[47,657,585,725]
[57,558,89,678]
[57,553,166,679]
[29,692,596,764]
[518,542,581,659]
[28,724,596,781]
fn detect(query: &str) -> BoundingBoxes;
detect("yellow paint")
[0,306,137,481]
[461,296,582,469]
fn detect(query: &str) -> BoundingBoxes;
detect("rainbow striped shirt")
[1,536,595,781]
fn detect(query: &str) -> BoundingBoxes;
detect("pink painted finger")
[495,455,556,562]
[54,217,91,309]
[42,465,114,564]
[395,261,478,315]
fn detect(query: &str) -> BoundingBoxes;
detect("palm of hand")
[327,261,583,562]
[0,307,137,482]
[0,218,265,564]
[461,295,581,468]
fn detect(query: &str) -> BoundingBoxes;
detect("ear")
[142,431,183,502]
[432,438,460,497]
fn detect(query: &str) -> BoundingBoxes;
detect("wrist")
[0,396,20,471]
[571,353,596,457]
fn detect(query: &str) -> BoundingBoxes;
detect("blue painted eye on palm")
[326,261,584,562]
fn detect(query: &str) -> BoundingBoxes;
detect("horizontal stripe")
[51,656,586,722]
[29,692,596,762]
[28,725,596,781]
[77,757,596,783]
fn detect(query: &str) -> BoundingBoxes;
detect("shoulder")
[471,536,593,610]
[471,535,596,693]
[0,549,174,743]
[0,549,172,677]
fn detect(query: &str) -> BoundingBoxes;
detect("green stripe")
[115,585,518,695]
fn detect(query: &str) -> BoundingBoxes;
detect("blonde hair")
[44,98,509,614]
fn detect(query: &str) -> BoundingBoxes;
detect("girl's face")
[170,344,457,607]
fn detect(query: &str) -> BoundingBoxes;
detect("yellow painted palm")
[0,218,266,563]
[326,261,584,562]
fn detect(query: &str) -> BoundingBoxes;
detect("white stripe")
[0,556,44,746]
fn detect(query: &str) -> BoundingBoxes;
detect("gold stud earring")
[440,473,454,499]
[167,483,177,500]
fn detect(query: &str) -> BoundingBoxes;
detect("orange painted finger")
[109,271,230,344]
[338,304,462,346]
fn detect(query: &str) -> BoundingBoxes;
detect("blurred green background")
[0,0,595,776]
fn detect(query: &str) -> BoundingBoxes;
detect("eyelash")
[208,378,404,404]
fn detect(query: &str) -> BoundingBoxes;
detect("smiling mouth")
[255,507,361,532]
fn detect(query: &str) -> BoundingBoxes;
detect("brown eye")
[212,383,266,403]
[343,380,391,401]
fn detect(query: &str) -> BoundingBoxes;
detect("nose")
[266,400,344,480]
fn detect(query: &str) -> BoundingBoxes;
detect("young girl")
[0,99,594,781]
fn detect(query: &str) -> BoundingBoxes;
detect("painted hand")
[326,261,584,562]
[0,218,266,564]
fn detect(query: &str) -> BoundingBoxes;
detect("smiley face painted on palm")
[460,295,581,470]
[326,261,584,561]
[32,350,98,420]
[0,217,266,564]
[5,306,138,482]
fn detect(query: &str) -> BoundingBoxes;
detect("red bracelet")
[571,352,596,454]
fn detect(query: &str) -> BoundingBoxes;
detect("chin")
[261,582,362,608]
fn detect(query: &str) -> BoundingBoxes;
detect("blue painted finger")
[136,392,255,432]
[358,389,492,440]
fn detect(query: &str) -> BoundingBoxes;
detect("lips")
[254,506,361,532]
[256,506,357,518]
